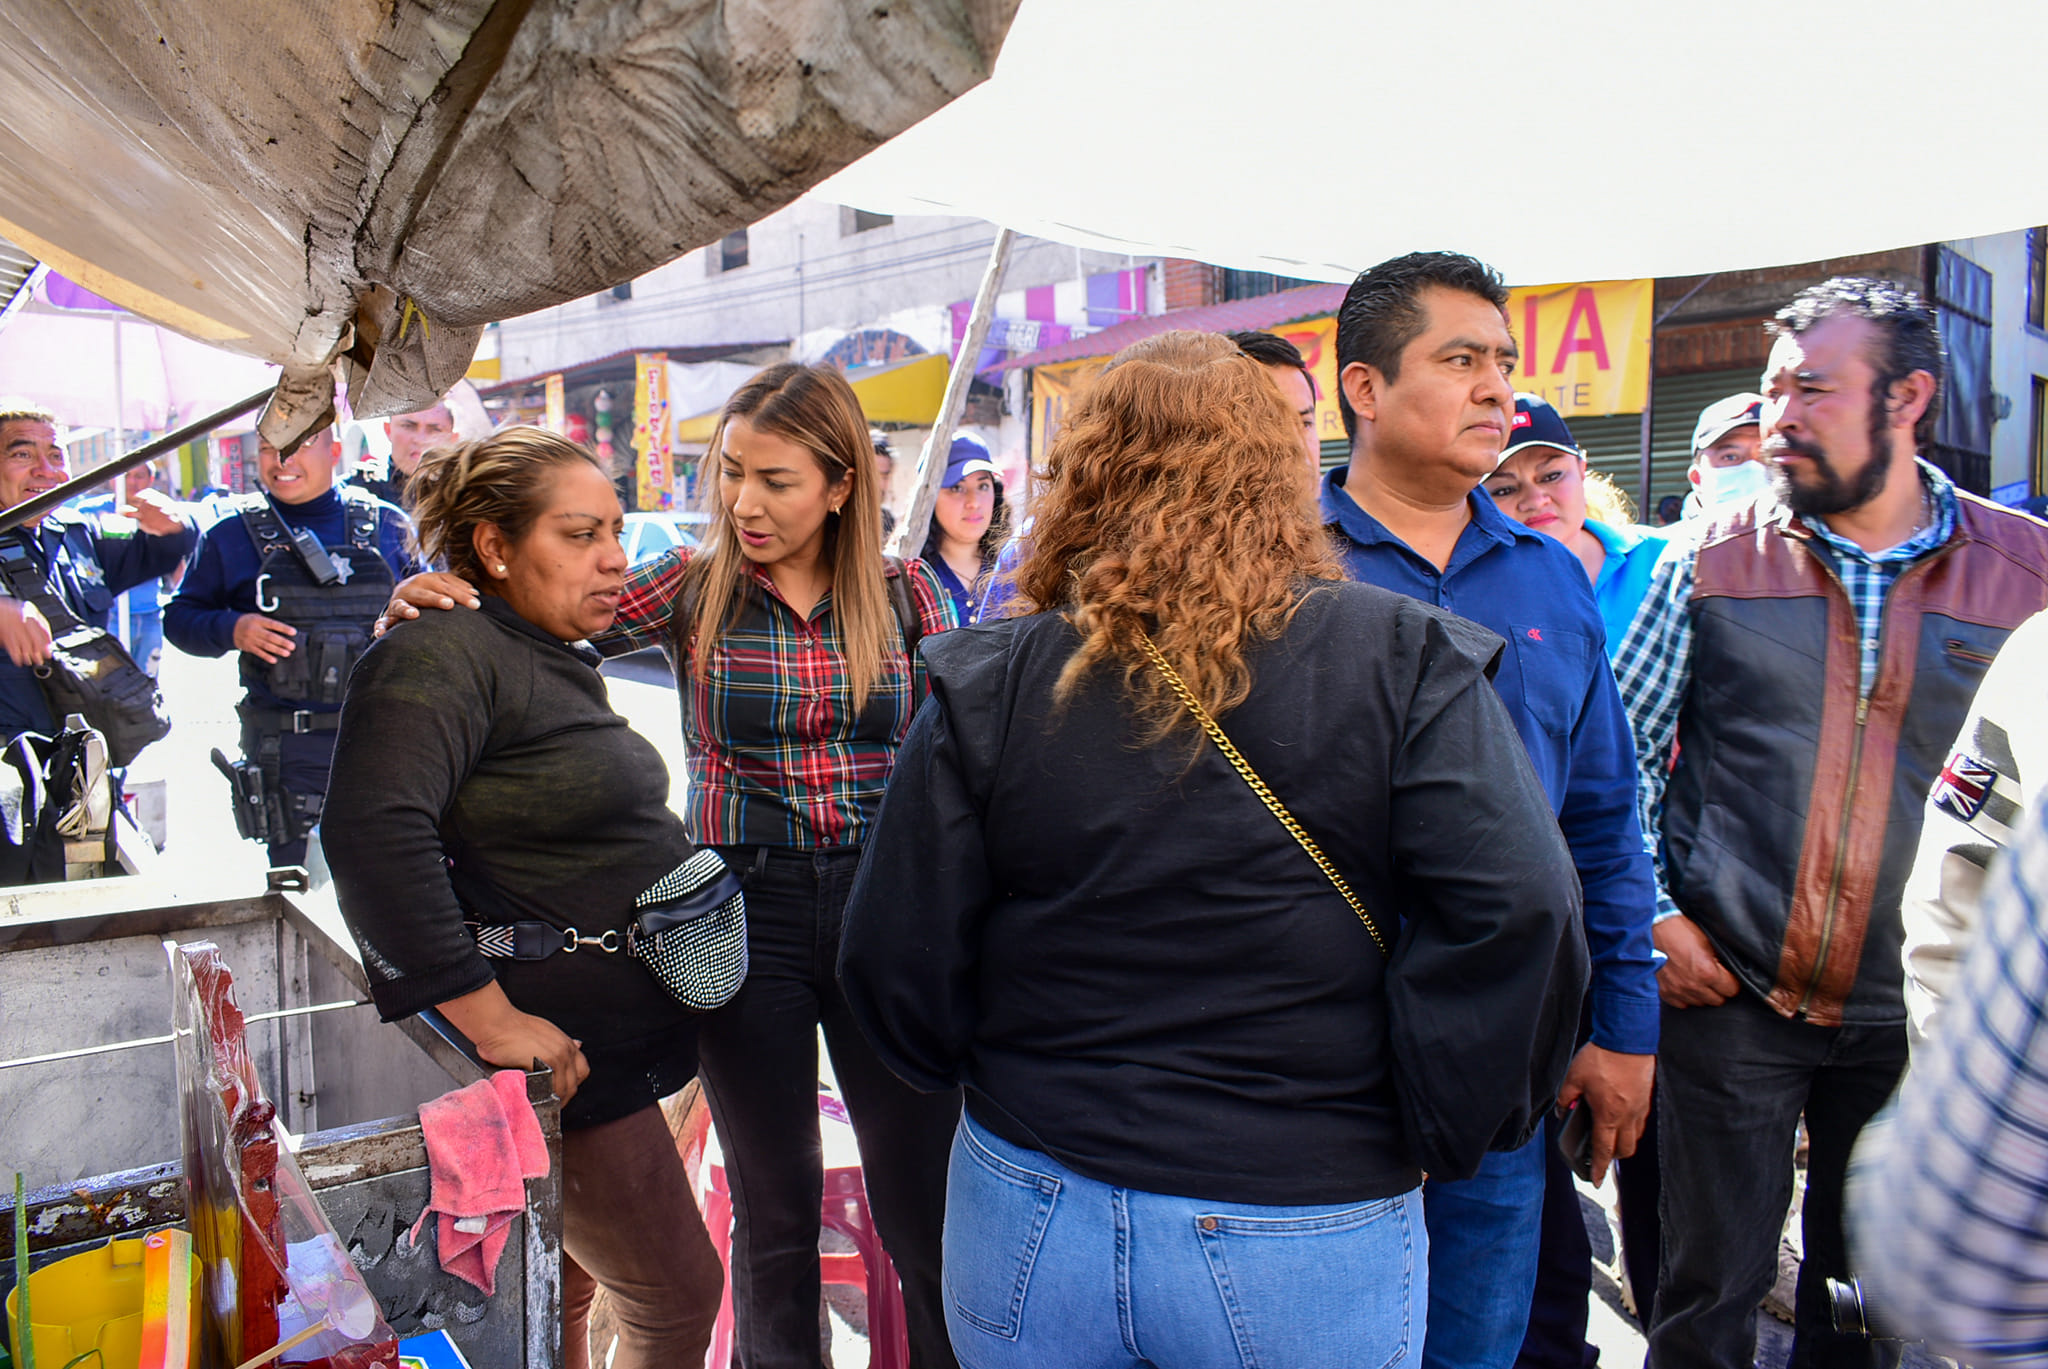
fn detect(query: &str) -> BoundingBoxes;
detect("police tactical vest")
[236,489,396,707]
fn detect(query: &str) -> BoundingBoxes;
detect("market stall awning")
[0,0,1017,444]
[821,0,2048,286]
[999,283,1347,371]
[482,342,789,400]
[674,352,951,443]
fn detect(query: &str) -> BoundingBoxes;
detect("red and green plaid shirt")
[596,548,957,849]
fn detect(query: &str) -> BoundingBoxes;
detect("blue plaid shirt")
[1850,797,2048,1363]
[1612,460,1959,919]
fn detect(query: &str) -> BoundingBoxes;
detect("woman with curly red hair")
[840,330,1590,1368]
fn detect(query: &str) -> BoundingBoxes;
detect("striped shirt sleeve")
[902,557,959,702]
[1852,800,2048,1364]
[597,546,695,655]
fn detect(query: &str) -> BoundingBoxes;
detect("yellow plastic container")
[6,1234,148,1369]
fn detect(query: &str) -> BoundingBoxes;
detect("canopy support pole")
[1643,273,1721,515]
[0,384,272,533]
[890,228,1015,560]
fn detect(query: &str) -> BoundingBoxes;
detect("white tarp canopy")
[0,0,1016,443]
[821,0,2048,286]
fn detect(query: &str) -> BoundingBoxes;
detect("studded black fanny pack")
[463,848,749,1012]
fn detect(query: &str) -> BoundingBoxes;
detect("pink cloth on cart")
[410,1069,549,1294]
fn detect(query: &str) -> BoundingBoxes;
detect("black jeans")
[701,845,962,1369]
[1613,1092,1661,1328]
[1515,1110,1599,1369]
[1648,993,1906,1369]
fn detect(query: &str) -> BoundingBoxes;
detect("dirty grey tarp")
[0,0,1016,443]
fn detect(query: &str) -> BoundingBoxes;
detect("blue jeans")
[944,1111,1427,1369]
[1422,1131,1548,1369]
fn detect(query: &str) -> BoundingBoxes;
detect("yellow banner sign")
[1032,317,1348,464]
[1028,357,1107,467]
[1030,283,1647,464]
[543,373,565,434]
[634,353,672,511]
[1502,279,1652,417]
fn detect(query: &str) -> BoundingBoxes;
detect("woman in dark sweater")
[323,428,722,1369]
[839,331,1591,1368]
[381,366,963,1369]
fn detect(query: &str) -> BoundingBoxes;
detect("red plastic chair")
[679,1089,911,1369]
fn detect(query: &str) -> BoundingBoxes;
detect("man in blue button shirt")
[1322,252,1660,1369]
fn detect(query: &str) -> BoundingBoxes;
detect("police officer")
[165,422,414,866]
[349,398,455,511]
[0,399,194,741]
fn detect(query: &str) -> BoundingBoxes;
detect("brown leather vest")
[1662,492,2048,1025]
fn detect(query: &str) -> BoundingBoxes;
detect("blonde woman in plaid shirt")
[385,364,962,1369]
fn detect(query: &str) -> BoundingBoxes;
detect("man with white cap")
[1683,393,1769,517]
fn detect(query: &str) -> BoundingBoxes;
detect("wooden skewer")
[230,1318,328,1369]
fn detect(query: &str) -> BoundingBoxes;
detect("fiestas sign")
[635,352,672,511]
[1028,280,1650,465]
[1502,279,1652,417]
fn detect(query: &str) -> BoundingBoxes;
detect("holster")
[210,747,273,845]
[223,704,335,847]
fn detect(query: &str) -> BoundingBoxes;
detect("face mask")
[1697,459,1772,509]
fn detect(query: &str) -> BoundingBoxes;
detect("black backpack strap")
[0,535,81,634]
[234,492,294,558]
[338,485,381,552]
[883,555,923,657]
[0,538,44,605]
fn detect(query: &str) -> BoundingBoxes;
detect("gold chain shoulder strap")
[1137,633,1388,956]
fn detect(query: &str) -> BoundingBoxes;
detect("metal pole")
[1637,395,1655,519]
[111,314,127,462]
[889,228,1016,559]
[1639,273,1720,519]
[0,996,370,1071]
[0,384,272,533]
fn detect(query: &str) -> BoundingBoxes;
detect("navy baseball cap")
[1692,393,1764,453]
[942,432,999,487]
[1498,393,1581,467]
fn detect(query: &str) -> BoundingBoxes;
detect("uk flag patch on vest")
[1932,751,1997,822]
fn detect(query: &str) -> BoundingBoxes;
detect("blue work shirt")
[1322,468,1660,1055]
[1585,518,1672,660]
[0,508,196,740]
[164,488,416,712]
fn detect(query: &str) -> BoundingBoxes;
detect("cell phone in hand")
[1558,1103,1597,1182]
